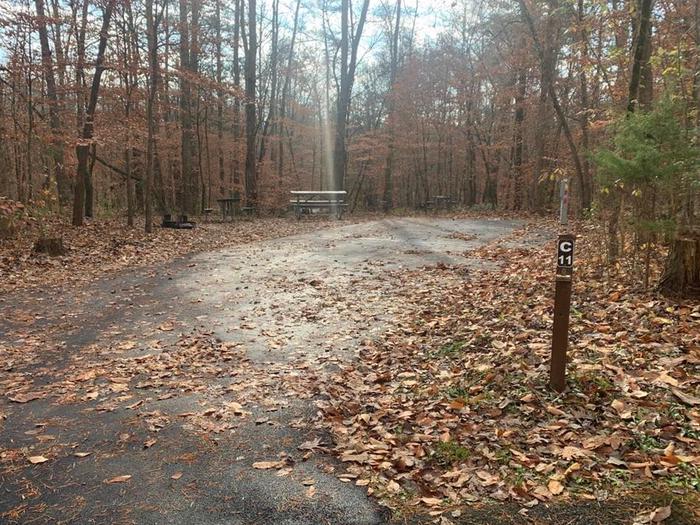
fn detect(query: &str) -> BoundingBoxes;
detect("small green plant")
[571,371,614,400]
[681,428,700,441]
[571,474,592,488]
[510,465,527,485]
[632,432,662,453]
[667,463,700,491]
[667,403,689,425]
[443,385,469,400]
[437,340,464,357]
[495,448,512,465]
[606,469,631,487]
[431,440,470,466]
[593,376,614,390]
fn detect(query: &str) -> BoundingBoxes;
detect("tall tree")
[258,0,279,163]
[332,0,370,192]
[72,0,116,226]
[244,0,257,207]
[382,0,401,211]
[179,0,196,215]
[627,0,654,112]
[145,0,162,233]
[277,0,302,182]
[233,0,242,190]
[518,0,590,210]
[215,0,225,197]
[34,0,69,207]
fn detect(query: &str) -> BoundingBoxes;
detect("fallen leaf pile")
[0,320,351,485]
[316,222,700,516]
[2,330,324,437]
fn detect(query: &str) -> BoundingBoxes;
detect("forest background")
[0,0,698,296]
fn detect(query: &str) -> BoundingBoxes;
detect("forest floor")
[0,216,698,525]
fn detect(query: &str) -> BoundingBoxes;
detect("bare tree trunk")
[122,2,137,227]
[333,0,370,192]
[86,143,95,217]
[233,0,241,191]
[196,95,205,210]
[49,0,67,100]
[531,0,558,211]
[333,0,349,193]
[125,148,134,226]
[382,0,401,212]
[72,0,115,226]
[512,65,526,211]
[577,0,593,212]
[244,0,258,208]
[518,0,588,211]
[277,0,301,182]
[191,0,201,212]
[145,0,161,233]
[627,0,654,113]
[204,104,212,208]
[660,236,700,297]
[215,0,225,198]
[179,0,194,214]
[34,0,69,207]
[258,0,279,164]
[25,41,34,202]
[72,0,89,223]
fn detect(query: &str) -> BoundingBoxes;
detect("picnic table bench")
[290,191,347,219]
[217,197,240,220]
[217,194,254,220]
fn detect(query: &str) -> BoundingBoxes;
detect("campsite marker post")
[550,179,574,393]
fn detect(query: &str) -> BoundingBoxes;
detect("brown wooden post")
[550,234,575,393]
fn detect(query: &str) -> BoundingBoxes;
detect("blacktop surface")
[1,218,521,525]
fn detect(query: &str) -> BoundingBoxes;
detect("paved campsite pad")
[2,217,696,525]
[0,218,520,524]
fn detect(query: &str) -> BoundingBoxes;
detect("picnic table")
[419,195,456,213]
[433,195,457,211]
[290,191,347,219]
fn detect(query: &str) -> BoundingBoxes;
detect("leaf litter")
[313,222,699,519]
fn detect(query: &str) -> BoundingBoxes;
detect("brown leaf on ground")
[8,392,43,403]
[105,475,132,484]
[651,505,672,522]
[252,461,285,470]
[671,388,700,406]
[547,479,564,495]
